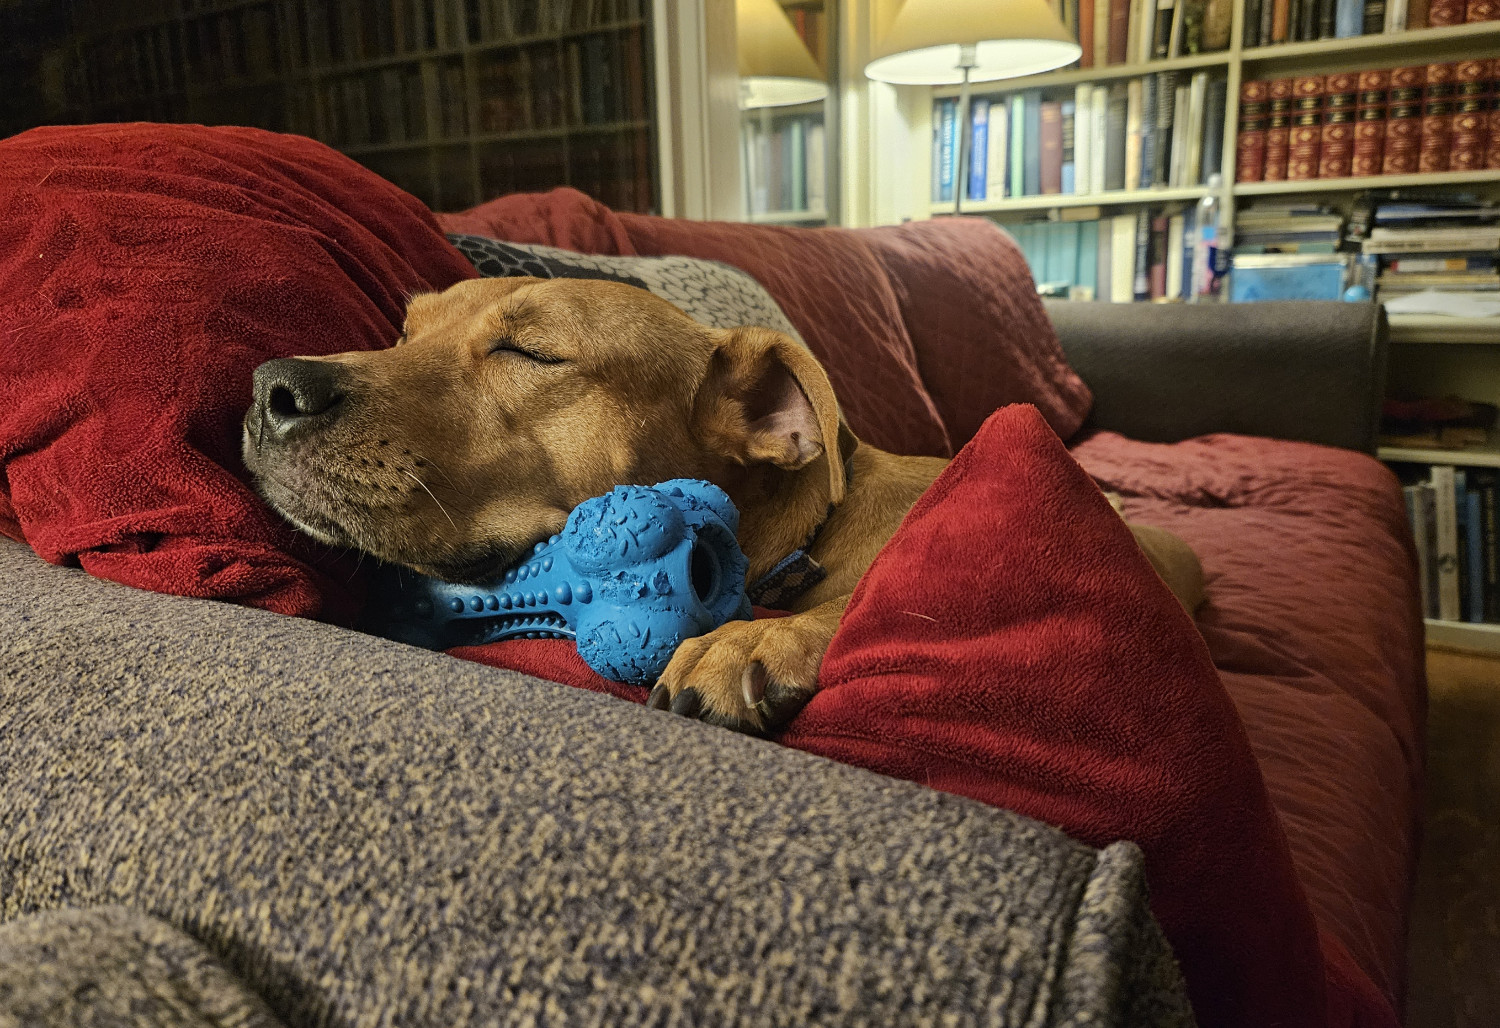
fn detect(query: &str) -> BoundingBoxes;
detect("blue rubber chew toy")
[364,479,753,685]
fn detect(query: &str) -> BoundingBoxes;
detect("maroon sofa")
[0,125,1421,1027]
[439,189,1425,1027]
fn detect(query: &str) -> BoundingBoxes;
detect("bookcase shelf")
[1239,20,1500,69]
[749,209,830,224]
[1424,617,1500,654]
[935,185,1211,215]
[1237,169,1500,196]
[1379,445,1500,467]
[1389,315,1500,344]
[932,52,1232,97]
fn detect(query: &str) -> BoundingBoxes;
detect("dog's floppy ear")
[693,326,845,504]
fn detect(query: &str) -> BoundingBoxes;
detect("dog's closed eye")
[489,337,565,364]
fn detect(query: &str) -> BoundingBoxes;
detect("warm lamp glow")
[864,0,1082,84]
[738,0,829,108]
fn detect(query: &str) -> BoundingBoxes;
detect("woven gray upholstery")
[0,539,1193,1026]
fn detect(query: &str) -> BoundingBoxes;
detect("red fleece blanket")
[0,124,476,617]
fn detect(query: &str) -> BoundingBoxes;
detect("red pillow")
[0,123,476,618]
[455,404,1329,1028]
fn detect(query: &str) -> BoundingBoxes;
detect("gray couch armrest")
[1044,300,1388,453]
[0,539,1194,1027]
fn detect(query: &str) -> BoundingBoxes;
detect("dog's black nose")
[251,358,345,444]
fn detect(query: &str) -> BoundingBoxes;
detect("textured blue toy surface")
[364,479,753,685]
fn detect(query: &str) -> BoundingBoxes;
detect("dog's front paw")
[646,615,833,735]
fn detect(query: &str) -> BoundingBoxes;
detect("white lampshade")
[738,0,830,108]
[865,0,1083,84]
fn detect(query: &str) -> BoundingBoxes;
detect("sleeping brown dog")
[244,276,1204,733]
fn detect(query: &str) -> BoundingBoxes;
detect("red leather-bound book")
[1384,102,1423,174]
[1263,79,1293,181]
[1319,108,1354,178]
[1467,0,1500,20]
[1288,114,1322,180]
[1352,106,1386,177]
[1237,80,1270,182]
[1452,98,1488,171]
[1429,0,1466,24]
[1421,99,1454,172]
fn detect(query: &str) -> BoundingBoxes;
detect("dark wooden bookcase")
[0,0,659,214]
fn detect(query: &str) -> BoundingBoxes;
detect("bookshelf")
[3,0,660,215]
[924,23,1500,221]
[896,10,1500,651]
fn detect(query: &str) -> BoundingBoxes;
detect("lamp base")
[954,44,977,216]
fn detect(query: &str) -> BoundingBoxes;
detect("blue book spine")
[969,100,989,201]
[938,99,956,203]
[1468,491,1485,623]
[1060,100,1076,194]
[1023,91,1042,196]
[1335,0,1364,37]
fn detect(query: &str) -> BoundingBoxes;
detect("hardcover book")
[1104,83,1129,190]
[1074,84,1095,194]
[1041,100,1065,194]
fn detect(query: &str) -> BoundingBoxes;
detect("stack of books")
[1237,60,1500,183]
[1242,0,1498,46]
[1359,196,1500,301]
[1402,466,1500,624]
[936,72,1229,203]
[1234,202,1345,252]
[744,116,829,215]
[1011,205,1204,301]
[1059,0,1230,71]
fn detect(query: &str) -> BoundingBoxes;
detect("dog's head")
[242,276,844,582]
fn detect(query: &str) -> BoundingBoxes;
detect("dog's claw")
[647,682,670,710]
[741,661,767,708]
[669,687,702,718]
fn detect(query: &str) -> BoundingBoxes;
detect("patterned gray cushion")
[447,234,804,341]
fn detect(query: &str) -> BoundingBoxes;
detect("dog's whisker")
[401,469,458,531]
[409,451,477,501]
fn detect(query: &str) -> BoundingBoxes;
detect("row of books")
[293,0,646,67]
[290,65,440,145]
[476,28,648,133]
[744,117,829,215]
[1243,0,1497,46]
[1402,466,1500,624]
[1236,61,1500,183]
[1012,205,1205,301]
[74,3,281,105]
[1057,0,1229,71]
[478,131,653,212]
[935,73,1228,203]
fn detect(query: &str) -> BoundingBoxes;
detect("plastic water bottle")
[1190,174,1224,302]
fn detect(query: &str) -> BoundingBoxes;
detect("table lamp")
[738,0,830,109]
[865,0,1082,212]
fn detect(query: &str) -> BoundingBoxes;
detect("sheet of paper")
[1382,290,1500,318]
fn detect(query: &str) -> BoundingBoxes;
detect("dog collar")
[745,452,853,609]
